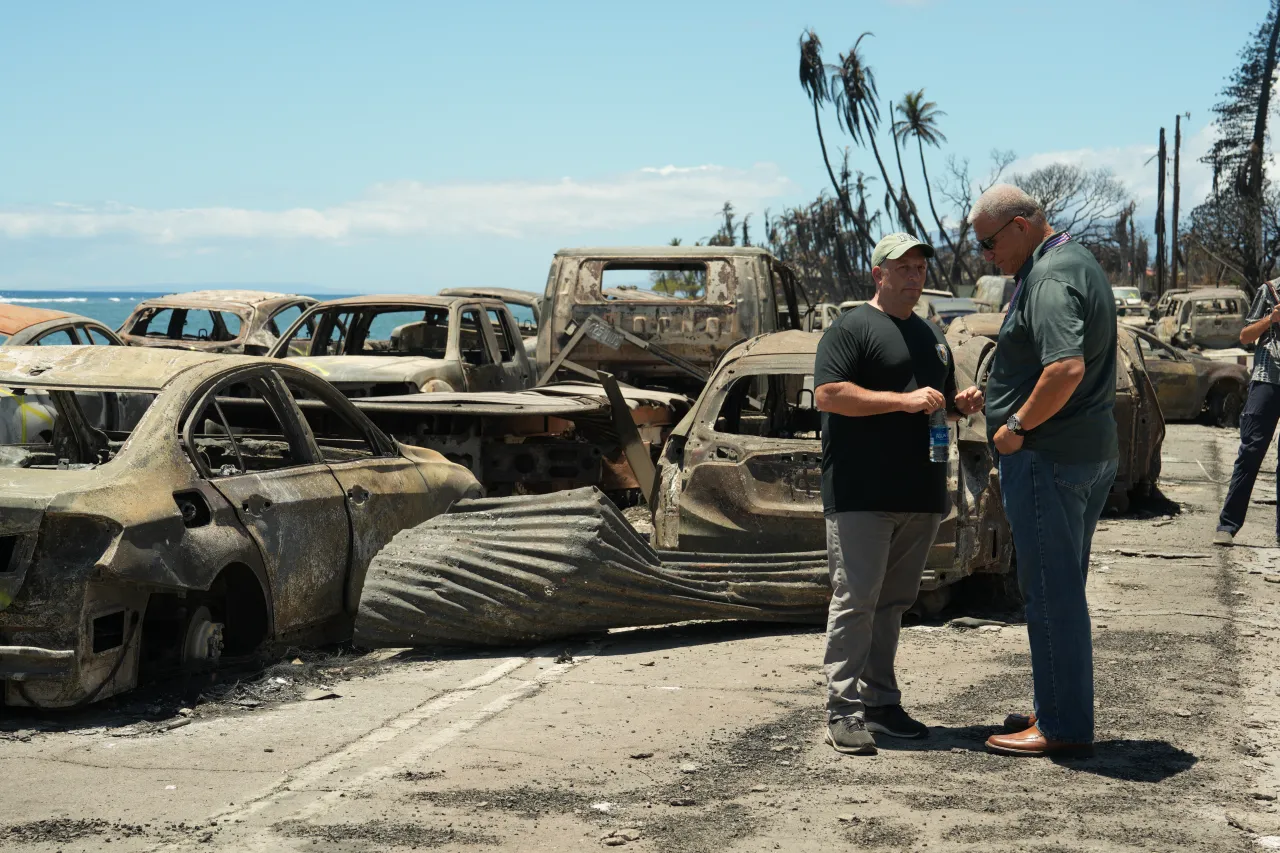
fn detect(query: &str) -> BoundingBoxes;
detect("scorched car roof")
[306,294,506,309]
[0,346,269,391]
[554,246,774,259]
[138,289,306,310]
[0,304,73,335]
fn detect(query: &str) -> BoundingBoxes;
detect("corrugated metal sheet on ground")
[353,487,830,648]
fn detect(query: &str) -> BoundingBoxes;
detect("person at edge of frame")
[1214,276,1280,546]
[814,231,985,757]
[971,184,1119,758]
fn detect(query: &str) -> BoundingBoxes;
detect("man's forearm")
[1242,315,1272,346]
[1015,357,1085,430]
[816,382,906,417]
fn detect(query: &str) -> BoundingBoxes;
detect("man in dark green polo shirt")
[970,185,1118,758]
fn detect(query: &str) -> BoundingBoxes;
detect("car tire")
[1208,384,1244,429]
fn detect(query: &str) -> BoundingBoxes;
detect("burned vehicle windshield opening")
[713,373,819,440]
[130,307,244,343]
[0,386,156,468]
[283,307,452,358]
[601,262,708,301]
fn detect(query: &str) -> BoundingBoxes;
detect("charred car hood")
[285,356,451,387]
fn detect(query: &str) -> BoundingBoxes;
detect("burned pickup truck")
[650,330,1011,610]
[0,347,479,708]
[536,246,805,395]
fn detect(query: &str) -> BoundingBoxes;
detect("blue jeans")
[997,449,1118,744]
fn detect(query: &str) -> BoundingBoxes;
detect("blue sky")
[0,1,1268,293]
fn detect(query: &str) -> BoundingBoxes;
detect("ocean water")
[0,291,167,331]
[0,290,347,332]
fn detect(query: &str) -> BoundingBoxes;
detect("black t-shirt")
[813,304,956,514]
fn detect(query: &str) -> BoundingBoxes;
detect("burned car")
[1130,326,1248,426]
[352,382,690,504]
[271,295,535,397]
[650,330,1011,610]
[0,347,479,708]
[1153,287,1249,350]
[1113,286,1149,326]
[946,313,1165,512]
[437,287,542,337]
[0,304,123,347]
[536,246,805,395]
[118,290,317,355]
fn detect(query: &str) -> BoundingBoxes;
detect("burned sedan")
[651,330,1011,610]
[118,290,318,355]
[946,313,1165,512]
[0,347,480,708]
[0,303,123,346]
[1130,326,1248,426]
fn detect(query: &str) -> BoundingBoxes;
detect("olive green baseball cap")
[871,232,935,267]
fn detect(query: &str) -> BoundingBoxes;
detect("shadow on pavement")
[877,726,1198,783]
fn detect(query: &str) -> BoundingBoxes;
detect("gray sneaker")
[864,704,930,739]
[826,715,877,755]
[1213,529,1235,546]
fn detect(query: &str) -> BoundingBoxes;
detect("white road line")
[280,649,596,825]
[146,645,577,852]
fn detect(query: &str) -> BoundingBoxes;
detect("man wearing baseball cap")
[814,232,985,755]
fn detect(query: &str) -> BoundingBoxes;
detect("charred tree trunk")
[1243,7,1280,292]
[1156,127,1168,298]
[1172,115,1182,291]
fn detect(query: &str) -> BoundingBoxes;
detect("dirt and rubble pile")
[353,487,830,648]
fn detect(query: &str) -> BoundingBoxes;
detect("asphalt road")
[2,422,1279,852]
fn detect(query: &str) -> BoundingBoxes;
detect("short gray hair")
[968,183,1046,226]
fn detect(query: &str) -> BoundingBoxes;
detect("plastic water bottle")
[928,409,949,463]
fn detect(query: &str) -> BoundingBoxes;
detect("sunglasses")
[978,216,1019,251]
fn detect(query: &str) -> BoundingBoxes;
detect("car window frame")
[456,304,500,366]
[180,367,323,480]
[32,325,83,346]
[270,366,400,460]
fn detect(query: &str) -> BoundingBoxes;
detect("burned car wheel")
[181,606,224,665]
[1207,383,1244,428]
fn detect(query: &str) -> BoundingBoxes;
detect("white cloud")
[1006,123,1280,227]
[0,164,794,244]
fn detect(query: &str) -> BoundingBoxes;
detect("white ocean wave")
[0,296,89,303]
[108,297,121,302]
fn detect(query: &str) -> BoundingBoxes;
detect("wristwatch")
[1006,414,1026,436]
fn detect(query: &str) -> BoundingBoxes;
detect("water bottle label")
[930,426,949,446]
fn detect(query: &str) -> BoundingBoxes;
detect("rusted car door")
[182,370,352,633]
[274,371,434,614]
[485,307,535,390]
[455,305,506,391]
[1132,330,1200,419]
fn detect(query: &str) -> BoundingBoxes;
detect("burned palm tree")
[829,34,906,233]
[894,89,971,284]
[799,31,854,223]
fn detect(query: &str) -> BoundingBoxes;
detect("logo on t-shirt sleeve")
[935,343,949,366]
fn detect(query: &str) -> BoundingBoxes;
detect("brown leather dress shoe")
[985,725,1094,758]
[1003,711,1036,732]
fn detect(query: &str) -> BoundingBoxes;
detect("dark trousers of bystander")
[1219,380,1280,538]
